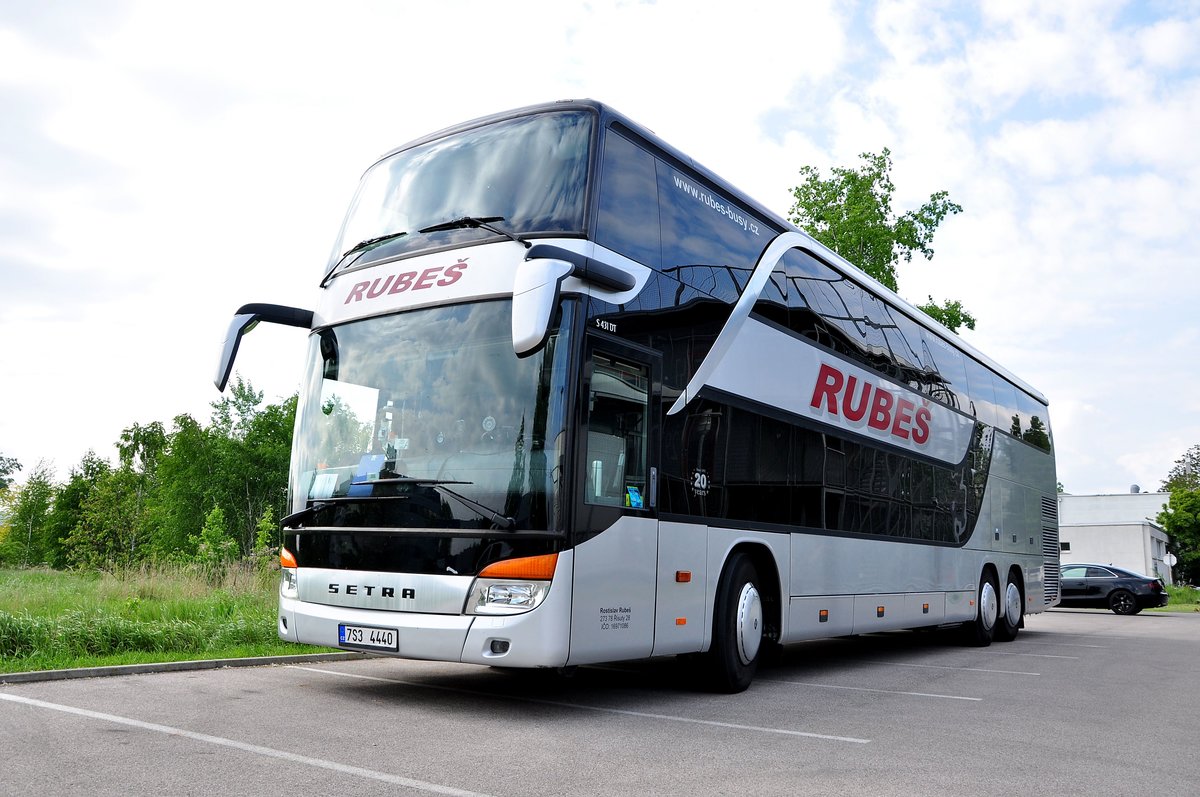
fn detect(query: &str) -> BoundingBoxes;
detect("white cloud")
[2,0,1199,498]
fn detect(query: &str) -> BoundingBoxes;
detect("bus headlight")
[465,553,557,616]
[280,547,299,599]
[467,579,551,615]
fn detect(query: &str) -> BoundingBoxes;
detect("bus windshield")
[326,110,593,274]
[290,300,575,532]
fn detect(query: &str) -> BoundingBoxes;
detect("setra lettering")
[327,584,416,599]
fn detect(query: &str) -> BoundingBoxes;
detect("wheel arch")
[720,541,782,644]
[1007,564,1026,603]
[980,560,1001,588]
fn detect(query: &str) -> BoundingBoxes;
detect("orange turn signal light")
[479,553,558,580]
[280,547,298,568]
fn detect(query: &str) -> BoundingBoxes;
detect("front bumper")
[278,554,573,668]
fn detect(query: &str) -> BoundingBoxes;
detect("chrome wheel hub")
[1004,581,1022,625]
[735,583,763,665]
[979,580,998,631]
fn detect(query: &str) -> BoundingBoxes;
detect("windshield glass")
[290,300,574,532]
[327,110,593,273]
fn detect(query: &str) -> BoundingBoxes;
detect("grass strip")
[0,565,332,673]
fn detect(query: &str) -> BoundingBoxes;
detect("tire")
[1108,589,1138,615]
[963,569,999,646]
[706,553,764,693]
[993,572,1023,642]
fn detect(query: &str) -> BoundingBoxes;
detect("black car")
[1059,564,1169,615]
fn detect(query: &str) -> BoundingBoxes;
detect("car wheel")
[706,553,763,693]
[1108,589,1138,615]
[994,572,1023,642]
[963,569,998,646]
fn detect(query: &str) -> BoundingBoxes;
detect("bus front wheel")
[706,553,763,693]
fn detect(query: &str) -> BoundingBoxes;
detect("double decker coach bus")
[216,100,1059,692]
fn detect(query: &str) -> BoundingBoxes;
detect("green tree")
[211,376,267,440]
[151,413,222,557]
[1162,444,1200,492]
[130,380,295,566]
[918,296,976,333]
[43,451,111,568]
[0,453,20,491]
[788,147,973,332]
[252,507,279,576]
[0,461,56,566]
[101,420,169,562]
[209,380,296,554]
[1159,444,1200,584]
[62,466,142,569]
[1158,489,1200,585]
[190,505,238,580]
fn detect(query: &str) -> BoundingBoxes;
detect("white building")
[1057,489,1174,584]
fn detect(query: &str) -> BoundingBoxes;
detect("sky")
[2,0,1198,496]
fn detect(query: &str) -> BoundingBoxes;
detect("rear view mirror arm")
[214,303,314,392]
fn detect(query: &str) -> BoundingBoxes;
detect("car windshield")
[290,300,574,531]
[325,110,593,275]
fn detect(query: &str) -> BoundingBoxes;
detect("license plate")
[338,623,398,652]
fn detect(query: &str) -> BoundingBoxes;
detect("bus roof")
[377,99,1047,406]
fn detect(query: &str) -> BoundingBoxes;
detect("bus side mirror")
[215,303,314,392]
[514,245,640,357]
[512,257,574,357]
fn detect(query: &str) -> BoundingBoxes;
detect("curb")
[0,652,372,685]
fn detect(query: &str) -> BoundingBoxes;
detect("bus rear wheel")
[994,572,1023,642]
[706,553,763,693]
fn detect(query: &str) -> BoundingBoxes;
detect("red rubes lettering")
[413,267,441,290]
[438,260,468,286]
[867,389,895,431]
[367,275,394,299]
[912,406,931,444]
[388,271,416,294]
[891,397,915,440]
[343,259,470,304]
[810,363,843,413]
[810,361,932,447]
[843,376,871,423]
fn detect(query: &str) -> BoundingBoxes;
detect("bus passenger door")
[568,337,661,665]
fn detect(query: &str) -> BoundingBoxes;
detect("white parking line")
[0,692,496,797]
[760,679,982,701]
[984,651,1079,659]
[294,666,872,744]
[860,661,1040,675]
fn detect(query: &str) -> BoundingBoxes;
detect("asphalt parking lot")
[3,608,1198,796]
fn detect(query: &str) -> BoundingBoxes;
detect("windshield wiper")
[281,495,411,529]
[359,477,517,531]
[318,230,409,287]
[418,216,530,249]
[343,230,409,256]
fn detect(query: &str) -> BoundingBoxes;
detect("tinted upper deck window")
[657,161,773,276]
[595,131,662,268]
